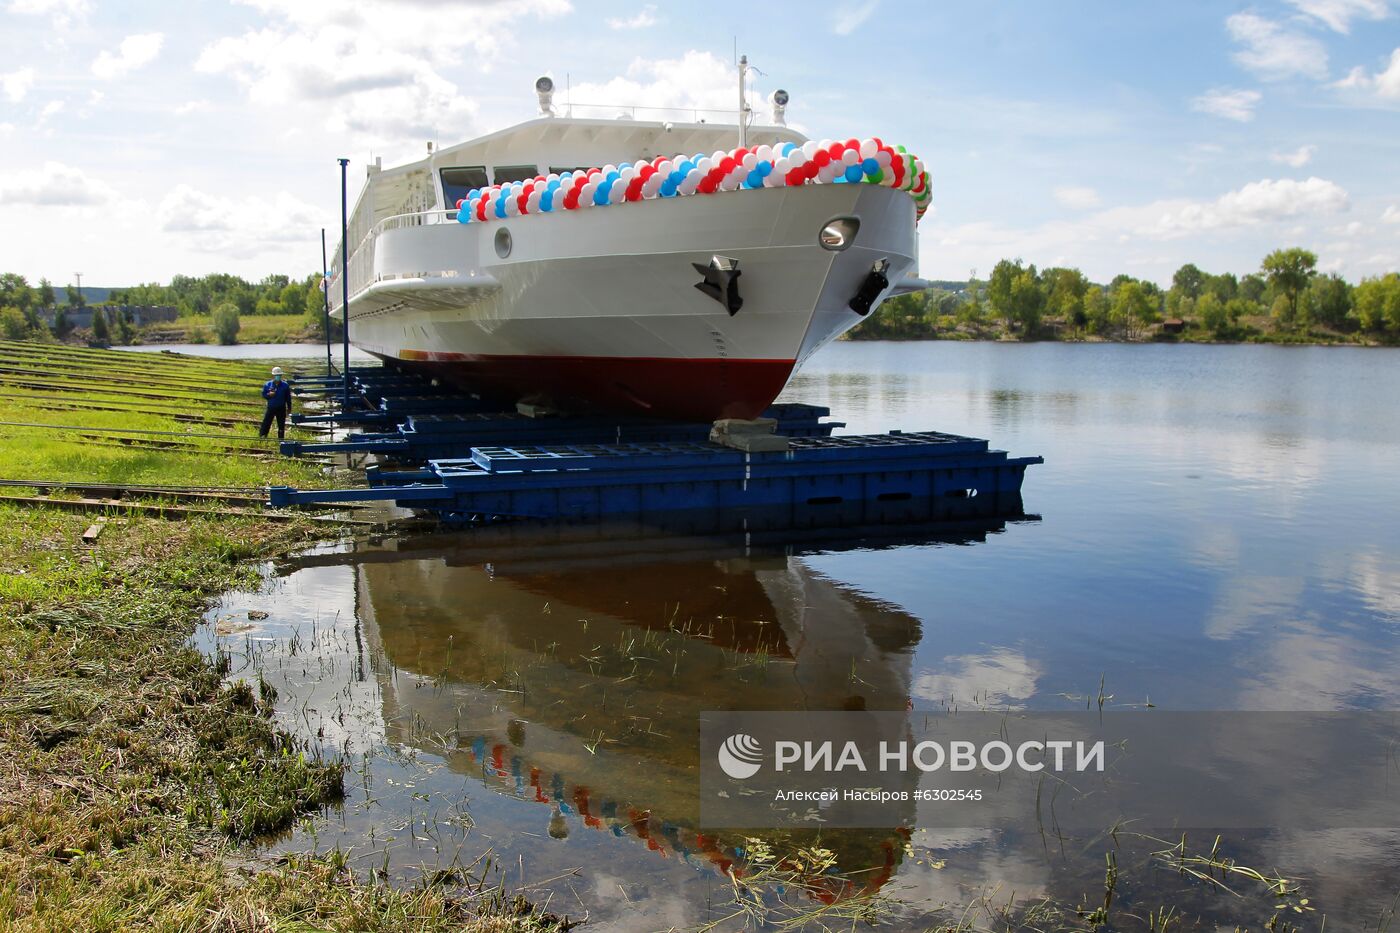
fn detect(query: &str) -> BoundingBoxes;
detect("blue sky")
[1,0,1397,288]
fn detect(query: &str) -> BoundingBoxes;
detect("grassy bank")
[138,313,317,346]
[0,344,560,931]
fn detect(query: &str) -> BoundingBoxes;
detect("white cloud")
[1331,48,1400,99]
[0,161,116,206]
[1285,0,1390,33]
[1270,144,1316,167]
[1151,176,1349,236]
[6,0,88,28]
[1226,12,1328,80]
[832,0,878,36]
[1191,87,1262,121]
[563,50,752,121]
[174,99,211,115]
[606,4,656,29]
[92,33,165,80]
[157,183,328,258]
[37,99,63,124]
[913,649,1040,709]
[1382,205,1400,223]
[1053,185,1100,210]
[195,0,569,152]
[1,67,35,103]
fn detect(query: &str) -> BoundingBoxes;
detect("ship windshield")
[440,166,488,217]
[492,164,540,185]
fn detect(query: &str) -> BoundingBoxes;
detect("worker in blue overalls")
[259,366,294,439]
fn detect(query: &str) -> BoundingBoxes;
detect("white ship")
[329,63,931,422]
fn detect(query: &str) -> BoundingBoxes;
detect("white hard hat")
[271,367,284,375]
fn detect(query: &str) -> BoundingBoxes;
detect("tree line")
[0,271,329,346]
[853,248,1400,343]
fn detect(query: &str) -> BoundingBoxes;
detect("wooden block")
[81,523,104,543]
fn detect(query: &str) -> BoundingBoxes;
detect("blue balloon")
[756,161,772,176]
[862,157,879,175]
[540,191,553,211]
[457,209,470,223]
[594,181,611,205]
[660,181,675,197]
[746,169,763,187]
[845,164,863,182]
[494,197,506,218]
[781,142,797,156]
[606,170,620,182]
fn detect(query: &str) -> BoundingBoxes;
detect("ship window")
[549,166,590,176]
[440,166,488,218]
[493,164,540,185]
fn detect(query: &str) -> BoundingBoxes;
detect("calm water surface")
[200,342,1400,930]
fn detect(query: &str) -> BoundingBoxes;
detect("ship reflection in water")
[203,515,1033,928]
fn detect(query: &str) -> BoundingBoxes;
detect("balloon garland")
[454,138,931,225]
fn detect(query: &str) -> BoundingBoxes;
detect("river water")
[198,341,1400,930]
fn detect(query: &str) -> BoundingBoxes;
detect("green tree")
[36,277,55,309]
[0,306,28,340]
[52,308,72,339]
[65,283,87,309]
[211,300,241,345]
[987,259,1044,336]
[1112,280,1154,337]
[1197,292,1228,337]
[1353,273,1400,333]
[1171,263,1205,300]
[1203,272,1238,303]
[1240,273,1267,305]
[0,273,33,311]
[1042,267,1089,327]
[1261,248,1317,326]
[1306,273,1352,329]
[1083,286,1110,334]
[90,307,110,345]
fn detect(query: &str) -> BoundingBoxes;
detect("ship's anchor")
[693,255,743,315]
[849,258,891,317]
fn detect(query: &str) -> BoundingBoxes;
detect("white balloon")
[841,148,860,167]
[859,139,877,160]
[801,140,820,160]
[875,149,892,167]
[710,149,726,163]
[657,160,673,176]
[754,144,773,162]
[741,152,758,172]
[816,138,833,152]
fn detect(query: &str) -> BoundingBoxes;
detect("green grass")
[0,341,329,487]
[0,344,564,931]
[140,313,313,345]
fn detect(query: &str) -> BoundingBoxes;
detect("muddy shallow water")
[199,342,1400,930]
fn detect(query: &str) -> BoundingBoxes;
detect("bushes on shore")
[852,248,1400,343]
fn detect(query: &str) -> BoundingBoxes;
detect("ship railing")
[331,209,457,310]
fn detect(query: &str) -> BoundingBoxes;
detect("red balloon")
[827,142,844,159]
[785,169,803,186]
[804,161,820,179]
[845,138,860,151]
[516,193,529,213]
[626,178,644,201]
[813,150,831,167]
[719,157,736,173]
[733,147,748,161]
[563,189,579,209]
[455,198,465,209]
[476,198,488,221]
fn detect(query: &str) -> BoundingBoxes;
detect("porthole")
[494,226,513,259]
[819,216,860,251]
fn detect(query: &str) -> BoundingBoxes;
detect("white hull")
[340,183,917,419]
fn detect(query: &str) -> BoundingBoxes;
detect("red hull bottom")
[374,353,797,423]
